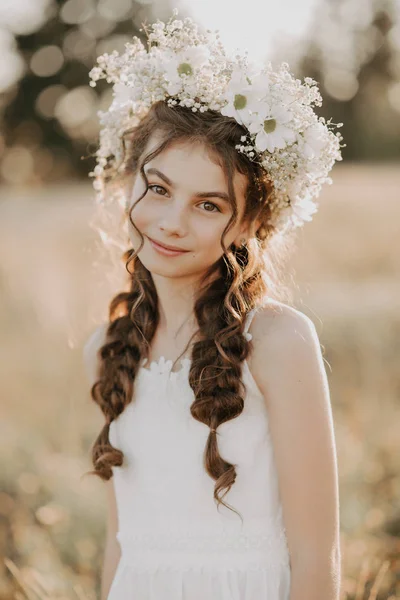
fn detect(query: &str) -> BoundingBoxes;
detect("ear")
[233,217,261,248]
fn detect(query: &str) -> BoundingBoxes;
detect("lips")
[147,236,189,252]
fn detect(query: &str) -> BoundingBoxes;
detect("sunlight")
[178,0,320,65]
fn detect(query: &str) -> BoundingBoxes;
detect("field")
[0,163,399,599]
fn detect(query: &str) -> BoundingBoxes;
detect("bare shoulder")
[248,299,326,405]
[251,298,318,343]
[82,322,109,387]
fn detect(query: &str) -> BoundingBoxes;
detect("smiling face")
[126,132,251,281]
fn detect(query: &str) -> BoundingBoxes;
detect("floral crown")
[88,8,344,235]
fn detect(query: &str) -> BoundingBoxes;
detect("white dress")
[87,308,291,599]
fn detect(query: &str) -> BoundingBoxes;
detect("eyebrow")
[145,167,231,203]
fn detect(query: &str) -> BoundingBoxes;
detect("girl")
[83,11,343,600]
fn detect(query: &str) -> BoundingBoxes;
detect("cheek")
[125,206,146,249]
[127,196,153,235]
[202,228,224,248]
[194,223,230,256]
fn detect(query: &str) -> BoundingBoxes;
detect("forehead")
[142,131,248,205]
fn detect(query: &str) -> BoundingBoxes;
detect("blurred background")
[0,0,399,598]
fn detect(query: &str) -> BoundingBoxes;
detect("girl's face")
[126,133,251,280]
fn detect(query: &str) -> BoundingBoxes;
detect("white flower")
[291,196,318,224]
[220,67,266,124]
[286,180,318,226]
[88,10,344,234]
[299,122,327,159]
[248,103,296,153]
[162,45,210,96]
[113,82,134,104]
[274,195,317,231]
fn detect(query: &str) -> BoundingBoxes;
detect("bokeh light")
[0,49,25,93]
[35,84,67,119]
[0,28,25,92]
[54,85,97,137]
[324,69,360,101]
[80,13,115,39]
[59,0,95,26]
[0,0,53,35]
[30,45,64,78]
[97,0,134,22]
[62,28,96,62]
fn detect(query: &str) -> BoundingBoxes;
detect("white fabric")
[105,308,291,599]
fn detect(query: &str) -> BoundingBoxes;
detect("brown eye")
[199,201,221,213]
[148,184,167,196]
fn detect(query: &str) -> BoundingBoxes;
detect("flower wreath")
[88,8,344,234]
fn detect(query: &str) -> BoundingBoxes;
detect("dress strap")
[243,308,258,341]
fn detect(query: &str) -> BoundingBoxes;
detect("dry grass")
[0,162,399,599]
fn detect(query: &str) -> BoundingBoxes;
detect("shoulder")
[252,299,319,346]
[82,322,109,386]
[249,300,327,404]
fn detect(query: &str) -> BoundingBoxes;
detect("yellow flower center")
[263,118,277,133]
[177,62,193,76]
[234,94,247,110]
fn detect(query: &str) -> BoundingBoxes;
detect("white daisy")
[248,103,296,153]
[221,67,269,125]
[162,45,210,96]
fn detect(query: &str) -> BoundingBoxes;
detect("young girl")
[83,11,343,600]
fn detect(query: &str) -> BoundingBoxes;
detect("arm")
[252,304,341,600]
[101,479,121,600]
[83,324,121,598]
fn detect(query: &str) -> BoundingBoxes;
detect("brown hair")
[86,100,295,518]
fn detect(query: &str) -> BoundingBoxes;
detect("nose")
[158,199,188,235]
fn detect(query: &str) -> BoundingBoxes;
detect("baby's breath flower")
[88,9,344,233]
